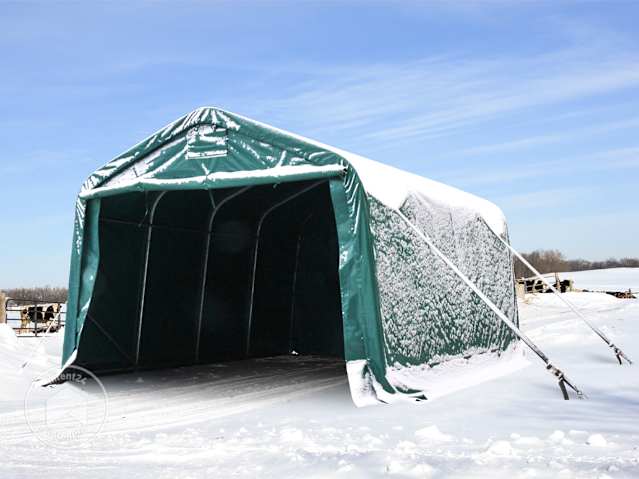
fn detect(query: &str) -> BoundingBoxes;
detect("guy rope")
[397,211,585,400]
[480,218,632,366]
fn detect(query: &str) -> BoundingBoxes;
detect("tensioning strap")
[480,218,632,366]
[396,210,585,400]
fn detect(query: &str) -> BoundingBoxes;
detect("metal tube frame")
[287,212,315,351]
[135,191,167,367]
[245,180,326,356]
[134,181,327,365]
[194,185,254,362]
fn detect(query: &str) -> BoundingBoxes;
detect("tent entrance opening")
[77,179,345,372]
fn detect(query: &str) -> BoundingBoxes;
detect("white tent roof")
[230,109,508,236]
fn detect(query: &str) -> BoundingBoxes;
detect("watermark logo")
[24,365,108,447]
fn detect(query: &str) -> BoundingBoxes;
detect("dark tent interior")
[76,179,345,372]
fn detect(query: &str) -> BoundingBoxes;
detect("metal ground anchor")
[612,345,632,365]
[558,379,569,400]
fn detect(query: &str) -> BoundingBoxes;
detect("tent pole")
[396,210,585,400]
[481,219,632,366]
[194,185,253,362]
[246,180,326,357]
[135,191,167,367]
[194,190,217,363]
[288,233,303,353]
[287,212,314,352]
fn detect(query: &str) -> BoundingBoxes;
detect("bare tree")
[514,250,639,278]
[2,286,68,303]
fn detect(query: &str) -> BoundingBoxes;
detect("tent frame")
[195,185,254,361]
[245,179,327,356]
[129,178,337,367]
[135,191,166,366]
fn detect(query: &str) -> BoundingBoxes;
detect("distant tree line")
[1,286,68,303]
[2,255,637,300]
[513,250,639,278]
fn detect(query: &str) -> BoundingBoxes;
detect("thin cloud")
[450,117,639,157]
[438,146,639,188]
[494,186,590,210]
[254,45,639,149]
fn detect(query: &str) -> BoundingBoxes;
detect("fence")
[0,291,5,324]
[3,298,66,336]
[516,272,574,295]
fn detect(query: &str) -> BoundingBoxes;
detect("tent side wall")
[369,193,519,372]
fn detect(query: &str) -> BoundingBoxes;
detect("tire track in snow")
[0,360,347,443]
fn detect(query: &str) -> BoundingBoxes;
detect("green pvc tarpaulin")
[63,107,519,405]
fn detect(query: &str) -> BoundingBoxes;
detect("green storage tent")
[62,107,519,406]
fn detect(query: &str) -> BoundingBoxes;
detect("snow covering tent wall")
[62,107,519,405]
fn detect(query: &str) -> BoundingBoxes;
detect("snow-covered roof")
[228,108,508,236]
[84,106,508,236]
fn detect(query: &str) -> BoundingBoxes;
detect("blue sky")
[1,1,638,288]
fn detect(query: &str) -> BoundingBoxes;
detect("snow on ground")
[0,324,63,403]
[1,272,638,478]
[562,267,639,292]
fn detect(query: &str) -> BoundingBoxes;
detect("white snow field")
[562,268,639,292]
[1,271,638,478]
